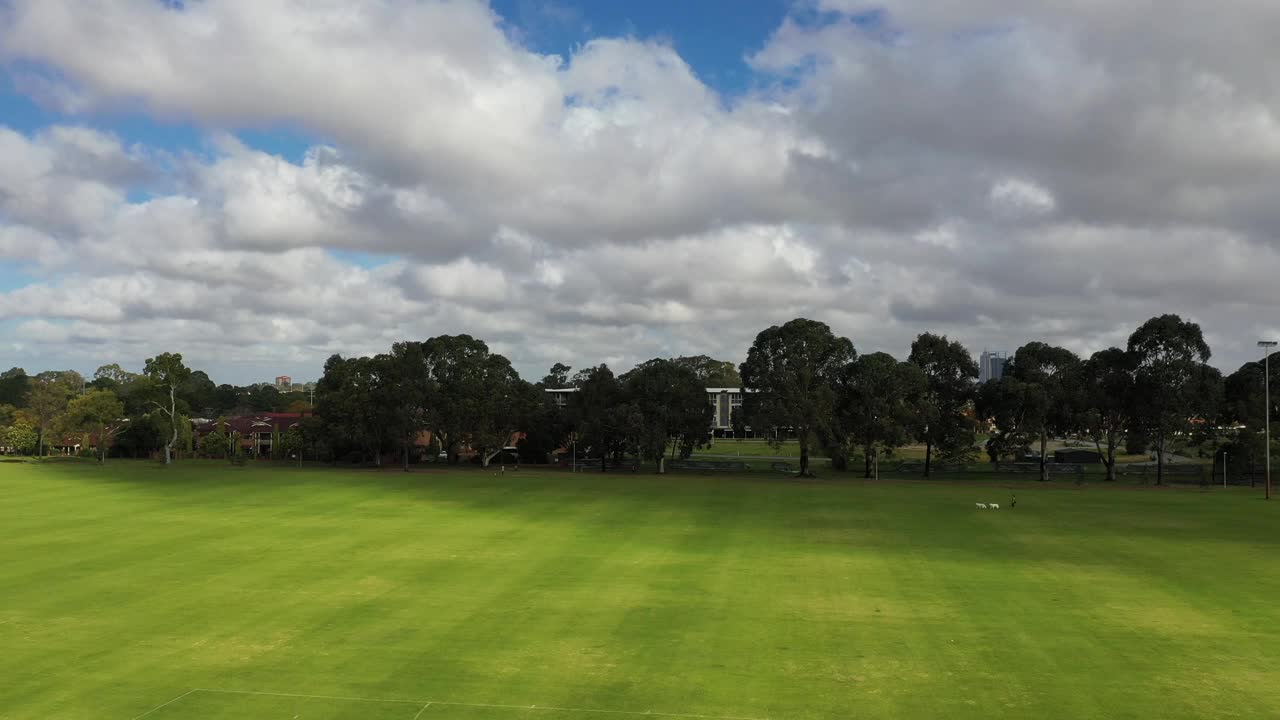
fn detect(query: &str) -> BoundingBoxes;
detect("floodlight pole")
[1260,341,1277,500]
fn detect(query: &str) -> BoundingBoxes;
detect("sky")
[1,0,1278,386]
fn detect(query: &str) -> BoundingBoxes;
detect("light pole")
[1222,450,1227,489]
[1260,341,1277,500]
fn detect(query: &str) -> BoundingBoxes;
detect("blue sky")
[491,0,795,91]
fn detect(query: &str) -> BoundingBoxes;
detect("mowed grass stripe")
[2,462,1279,719]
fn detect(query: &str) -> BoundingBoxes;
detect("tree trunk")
[1093,433,1115,481]
[657,455,665,474]
[924,441,932,478]
[1155,430,1165,486]
[1039,429,1048,482]
[163,383,177,465]
[403,443,410,471]
[485,448,506,468]
[799,435,811,477]
[864,444,874,478]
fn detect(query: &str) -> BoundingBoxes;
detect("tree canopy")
[835,352,926,477]
[568,364,626,468]
[143,353,193,464]
[0,367,32,407]
[1127,314,1213,484]
[909,333,979,476]
[672,355,742,388]
[1076,348,1138,480]
[60,389,126,463]
[740,318,855,476]
[1005,342,1080,481]
[622,358,713,472]
[24,374,75,457]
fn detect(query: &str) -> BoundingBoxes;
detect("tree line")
[733,315,1267,484]
[310,341,737,471]
[1,314,1275,483]
[0,358,314,462]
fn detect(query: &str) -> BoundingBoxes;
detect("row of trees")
[0,356,190,462]
[309,340,731,471]
[0,353,287,463]
[314,336,537,468]
[980,316,1268,485]
[529,314,1270,483]
[3,314,1274,481]
[734,319,978,477]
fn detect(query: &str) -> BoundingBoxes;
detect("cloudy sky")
[1,0,1277,384]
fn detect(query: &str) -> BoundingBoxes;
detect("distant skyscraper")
[275,375,292,390]
[979,351,1006,383]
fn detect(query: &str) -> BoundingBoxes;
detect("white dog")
[989,503,1000,510]
[975,502,989,509]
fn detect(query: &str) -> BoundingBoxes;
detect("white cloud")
[1,0,1279,381]
[989,178,1056,217]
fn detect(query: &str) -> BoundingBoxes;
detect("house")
[194,413,308,456]
[50,421,130,456]
[50,434,86,456]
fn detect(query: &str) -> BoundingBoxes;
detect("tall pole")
[1261,341,1277,500]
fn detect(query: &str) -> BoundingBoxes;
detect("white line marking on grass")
[413,702,433,719]
[193,688,769,720]
[131,689,197,720]
[193,688,421,705]
[427,700,768,720]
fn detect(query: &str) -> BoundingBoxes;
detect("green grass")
[694,438,826,458]
[3,461,1279,719]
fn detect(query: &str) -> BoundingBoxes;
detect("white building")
[705,388,744,430]
[545,388,577,408]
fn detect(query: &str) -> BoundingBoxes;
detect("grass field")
[694,439,825,458]
[3,461,1279,719]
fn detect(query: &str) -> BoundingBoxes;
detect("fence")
[892,461,1085,478]
[668,459,748,472]
[1117,463,1209,484]
[569,458,639,472]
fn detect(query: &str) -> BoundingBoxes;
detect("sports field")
[2,461,1278,719]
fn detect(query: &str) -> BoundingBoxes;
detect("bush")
[198,431,231,459]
